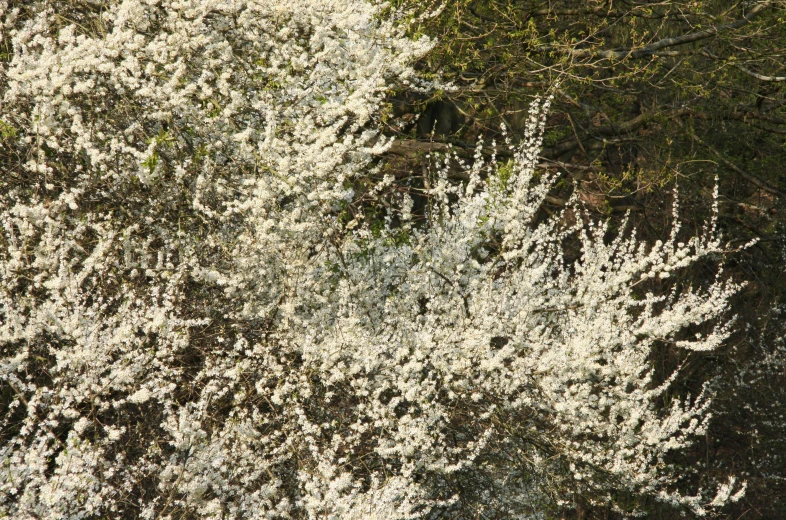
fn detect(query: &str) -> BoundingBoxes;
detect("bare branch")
[735,64,786,82]
[690,132,786,199]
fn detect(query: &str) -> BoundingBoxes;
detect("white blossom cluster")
[0,0,746,518]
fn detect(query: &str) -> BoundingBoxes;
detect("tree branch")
[540,108,691,159]
[734,64,786,82]
[563,2,772,60]
[690,132,786,199]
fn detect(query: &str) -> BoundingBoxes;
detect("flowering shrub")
[0,0,747,518]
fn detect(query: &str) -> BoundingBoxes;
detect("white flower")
[128,387,152,404]
[0,0,748,518]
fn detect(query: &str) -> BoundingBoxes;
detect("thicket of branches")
[0,1,783,519]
